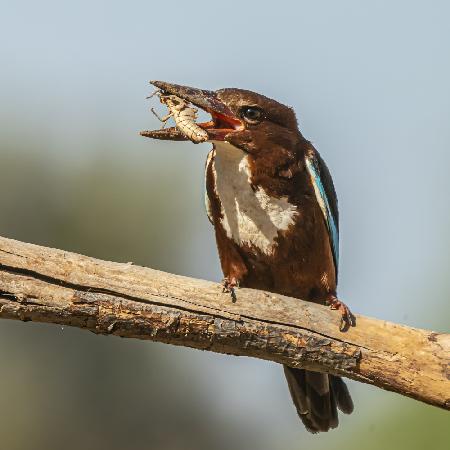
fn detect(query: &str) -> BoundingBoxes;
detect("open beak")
[140,81,243,142]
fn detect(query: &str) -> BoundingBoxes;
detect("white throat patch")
[211,141,298,255]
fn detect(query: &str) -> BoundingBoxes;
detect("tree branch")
[0,235,448,410]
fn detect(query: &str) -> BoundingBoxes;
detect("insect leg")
[151,108,173,129]
[146,89,161,99]
[151,108,172,122]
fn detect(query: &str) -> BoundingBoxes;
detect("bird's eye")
[240,106,264,124]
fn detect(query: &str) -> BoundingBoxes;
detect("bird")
[142,81,355,433]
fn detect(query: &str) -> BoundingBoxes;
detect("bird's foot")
[326,295,356,332]
[222,277,239,303]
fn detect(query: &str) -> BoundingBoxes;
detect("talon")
[222,277,239,303]
[326,295,356,332]
[229,286,237,303]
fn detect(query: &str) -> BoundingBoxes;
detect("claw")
[222,277,239,303]
[326,295,356,332]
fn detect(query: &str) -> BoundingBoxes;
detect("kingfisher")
[142,81,355,433]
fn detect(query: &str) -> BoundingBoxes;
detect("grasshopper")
[149,90,208,143]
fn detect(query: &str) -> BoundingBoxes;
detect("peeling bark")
[0,236,448,410]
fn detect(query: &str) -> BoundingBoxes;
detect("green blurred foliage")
[0,124,448,450]
[0,141,251,450]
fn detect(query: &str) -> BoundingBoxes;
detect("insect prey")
[149,90,209,144]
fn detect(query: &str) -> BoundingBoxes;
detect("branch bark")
[0,235,448,410]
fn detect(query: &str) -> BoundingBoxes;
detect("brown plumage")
[204,88,354,432]
[144,81,355,433]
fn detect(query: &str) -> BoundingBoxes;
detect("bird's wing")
[204,149,215,224]
[305,149,339,277]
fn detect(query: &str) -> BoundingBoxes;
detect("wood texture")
[0,235,448,410]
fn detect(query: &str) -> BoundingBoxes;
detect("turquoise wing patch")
[204,149,215,225]
[305,156,339,271]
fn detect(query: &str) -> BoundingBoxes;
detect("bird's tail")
[283,366,354,433]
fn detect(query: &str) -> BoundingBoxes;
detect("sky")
[0,1,449,449]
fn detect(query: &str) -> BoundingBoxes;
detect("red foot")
[326,295,356,331]
[222,277,239,303]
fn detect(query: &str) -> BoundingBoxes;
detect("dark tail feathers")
[283,366,354,433]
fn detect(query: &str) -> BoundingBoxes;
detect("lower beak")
[141,81,242,142]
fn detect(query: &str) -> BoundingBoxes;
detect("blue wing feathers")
[305,154,339,276]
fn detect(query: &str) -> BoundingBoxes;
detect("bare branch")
[0,236,448,410]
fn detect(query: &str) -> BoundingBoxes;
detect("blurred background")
[1,1,449,449]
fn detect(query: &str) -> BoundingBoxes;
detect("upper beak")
[141,81,242,142]
[151,81,233,117]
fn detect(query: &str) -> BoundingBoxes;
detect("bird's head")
[141,81,304,156]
